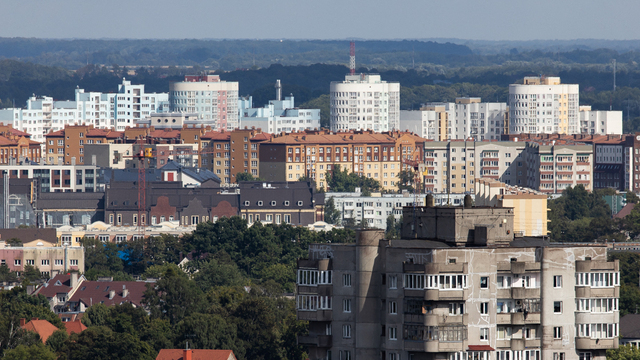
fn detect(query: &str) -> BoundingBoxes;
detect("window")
[342,351,351,360]
[480,328,489,341]
[480,276,488,288]
[497,275,512,288]
[389,275,397,289]
[449,303,464,315]
[554,353,565,360]
[343,273,351,287]
[553,275,562,288]
[389,354,399,360]
[55,259,63,266]
[41,259,50,266]
[553,327,562,339]
[480,302,489,315]
[343,325,351,338]
[14,259,21,266]
[343,299,351,313]
[70,259,78,266]
[389,327,397,340]
[578,353,592,360]
[26,259,35,266]
[554,301,562,314]
[497,326,512,340]
[389,301,397,314]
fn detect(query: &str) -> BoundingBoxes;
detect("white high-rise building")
[579,106,623,135]
[0,78,169,139]
[169,75,239,131]
[452,98,507,140]
[113,78,169,131]
[509,76,579,135]
[330,74,400,132]
[239,95,320,133]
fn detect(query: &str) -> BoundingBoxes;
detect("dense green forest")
[0,217,356,359]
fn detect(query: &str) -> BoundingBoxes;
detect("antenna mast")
[613,59,617,92]
[349,41,356,75]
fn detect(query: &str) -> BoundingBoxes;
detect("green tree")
[236,172,264,182]
[323,197,340,225]
[627,191,640,204]
[397,170,415,193]
[325,164,381,195]
[21,265,41,283]
[45,329,68,353]
[607,344,640,360]
[3,343,56,360]
[6,238,22,247]
[174,313,244,359]
[385,215,402,240]
[60,326,155,360]
[143,272,204,325]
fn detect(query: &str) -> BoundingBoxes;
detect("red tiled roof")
[202,131,231,141]
[46,130,65,137]
[21,319,59,343]
[64,320,87,335]
[106,131,124,139]
[86,129,110,137]
[7,128,30,137]
[250,133,272,141]
[68,280,150,308]
[155,349,236,360]
[0,136,17,146]
[150,129,181,139]
[468,345,495,351]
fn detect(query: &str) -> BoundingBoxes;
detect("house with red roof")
[20,318,60,343]
[155,349,236,360]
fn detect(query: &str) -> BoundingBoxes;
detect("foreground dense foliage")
[0,217,356,359]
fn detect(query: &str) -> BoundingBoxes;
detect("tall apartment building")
[453,98,507,141]
[296,210,619,360]
[423,141,526,193]
[524,141,593,194]
[259,130,424,192]
[400,106,450,141]
[330,74,400,132]
[239,94,321,134]
[509,77,579,135]
[169,75,239,131]
[0,79,169,140]
[579,106,623,135]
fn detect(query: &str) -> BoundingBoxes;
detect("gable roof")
[155,349,236,360]
[68,280,151,308]
[64,320,87,335]
[614,203,637,219]
[35,274,75,298]
[21,319,59,343]
[621,314,640,339]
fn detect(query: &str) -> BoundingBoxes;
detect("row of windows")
[296,270,332,286]
[296,295,331,311]
[4,259,78,266]
[576,272,620,287]
[403,274,469,290]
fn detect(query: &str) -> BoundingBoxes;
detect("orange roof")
[155,349,236,360]
[150,129,181,139]
[64,320,87,335]
[266,130,425,145]
[21,318,59,343]
[46,130,65,137]
[106,131,124,139]
[202,131,231,141]
[0,136,17,146]
[86,129,111,137]
[250,133,272,141]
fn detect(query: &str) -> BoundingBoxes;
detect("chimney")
[109,290,115,299]
[20,318,26,327]
[70,272,78,289]
[122,285,129,298]
[184,349,192,360]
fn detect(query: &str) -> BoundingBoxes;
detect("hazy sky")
[2,0,639,40]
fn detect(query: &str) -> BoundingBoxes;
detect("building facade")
[579,106,623,135]
[523,141,593,194]
[509,77,579,135]
[239,94,321,134]
[330,74,400,132]
[259,130,425,192]
[297,212,619,360]
[169,75,239,131]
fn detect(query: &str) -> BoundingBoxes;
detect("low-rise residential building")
[0,163,100,192]
[259,130,425,192]
[297,208,619,360]
[0,242,84,276]
[56,221,196,247]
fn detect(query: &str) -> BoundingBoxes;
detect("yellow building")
[475,178,548,237]
[258,130,425,192]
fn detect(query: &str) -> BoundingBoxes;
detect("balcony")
[404,340,465,353]
[497,261,539,273]
[298,335,332,348]
[511,288,540,299]
[575,260,619,272]
[496,313,511,325]
[297,258,332,271]
[425,289,469,301]
[297,310,332,322]
[575,312,618,324]
[575,338,618,350]
[575,287,619,298]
